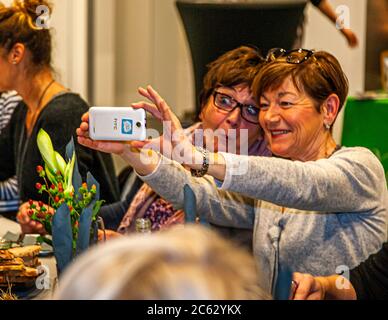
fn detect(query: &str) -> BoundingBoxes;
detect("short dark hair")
[0,0,53,69]
[199,46,265,109]
[252,50,349,121]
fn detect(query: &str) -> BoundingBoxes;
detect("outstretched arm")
[314,0,358,47]
[78,87,255,229]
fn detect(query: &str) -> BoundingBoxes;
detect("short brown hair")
[252,50,349,119]
[0,0,53,69]
[200,46,265,109]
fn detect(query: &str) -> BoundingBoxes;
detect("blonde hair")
[0,0,53,67]
[54,225,270,300]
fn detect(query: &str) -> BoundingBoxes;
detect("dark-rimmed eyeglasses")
[212,91,260,124]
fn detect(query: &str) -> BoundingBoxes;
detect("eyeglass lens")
[214,92,259,124]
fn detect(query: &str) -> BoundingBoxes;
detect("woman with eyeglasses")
[77,49,387,297]
[22,46,270,247]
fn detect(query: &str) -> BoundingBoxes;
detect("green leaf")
[45,164,58,186]
[92,200,105,219]
[37,129,59,174]
[64,152,75,196]
[37,236,52,246]
[55,151,67,176]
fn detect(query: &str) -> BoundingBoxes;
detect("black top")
[0,93,119,207]
[310,0,323,7]
[350,242,388,300]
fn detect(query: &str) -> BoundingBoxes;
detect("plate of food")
[0,245,44,300]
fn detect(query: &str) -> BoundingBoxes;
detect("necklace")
[26,79,56,134]
[36,79,56,110]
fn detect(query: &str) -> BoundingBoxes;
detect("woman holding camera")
[77,48,387,296]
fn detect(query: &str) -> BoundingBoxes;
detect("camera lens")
[136,122,142,128]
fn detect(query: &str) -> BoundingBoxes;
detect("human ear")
[8,43,26,65]
[322,94,340,128]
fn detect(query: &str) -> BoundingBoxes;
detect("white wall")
[153,0,195,118]
[93,0,116,105]
[51,0,89,101]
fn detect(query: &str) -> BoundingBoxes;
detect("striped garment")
[0,91,22,213]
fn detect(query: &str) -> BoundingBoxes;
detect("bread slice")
[8,245,41,258]
[0,266,41,284]
[0,250,15,261]
[0,258,24,266]
[0,264,24,272]
[0,246,42,286]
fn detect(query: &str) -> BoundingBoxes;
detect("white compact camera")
[89,107,147,141]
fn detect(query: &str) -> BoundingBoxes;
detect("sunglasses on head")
[265,48,315,64]
[265,48,336,90]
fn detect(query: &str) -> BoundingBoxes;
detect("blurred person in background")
[54,225,270,300]
[0,0,119,225]
[0,91,21,219]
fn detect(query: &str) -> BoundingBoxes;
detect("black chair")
[176,0,306,113]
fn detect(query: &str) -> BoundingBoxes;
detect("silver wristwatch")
[190,147,210,178]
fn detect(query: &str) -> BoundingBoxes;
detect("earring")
[325,123,331,130]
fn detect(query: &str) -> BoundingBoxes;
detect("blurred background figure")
[54,225,270,300]
[295,0,359,48]
[0,0,119,223]
[0,91,22,219]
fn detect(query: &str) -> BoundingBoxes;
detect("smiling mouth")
[271,130,291,137]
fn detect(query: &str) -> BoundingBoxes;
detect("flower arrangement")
[28,129,104,272]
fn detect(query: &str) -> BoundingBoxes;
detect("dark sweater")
[310,0,322,7]
[0,93,119,208]
[350,242,388,300]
